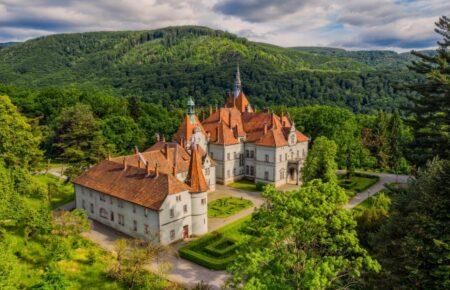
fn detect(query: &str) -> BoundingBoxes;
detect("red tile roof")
[201,105,308,147]
[73,160,190,210]
[112,142,190,175]
[187,145,209,193]
[226,91,252,113]
[174,114,206,144]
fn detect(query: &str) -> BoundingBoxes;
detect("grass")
[34,174,74,209]
[179,216,251,270]
[228,179,260,192]
[208,197,253,218]
[356,189,391,211]
[5,230,125,289]
[338,173,379,198]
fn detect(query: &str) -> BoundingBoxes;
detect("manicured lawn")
[338,173,379,198]
[356,189,390,210]
[228,179,259,192]
[34,174,74,209]
[179,216,251,270]
[208,197,253,218]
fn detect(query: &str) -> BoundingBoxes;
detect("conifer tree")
[405,16,450,164]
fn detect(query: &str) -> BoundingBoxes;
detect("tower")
[187,144,208,235]
[233,64,241,98]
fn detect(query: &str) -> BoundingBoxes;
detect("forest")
[0,26,424,112]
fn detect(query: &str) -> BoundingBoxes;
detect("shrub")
[255,181,265,191]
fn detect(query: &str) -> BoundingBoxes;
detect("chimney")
[162,135,166,142]
[122,158,128,171]
[156,133,160,142]
[209,105,213,116]
[164,143,169,158]
[155,163,159,177]
[107,153,111,161]
[146,162,151,177]
[134,146,139,155]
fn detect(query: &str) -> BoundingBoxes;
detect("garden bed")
[338,173,379,198]
[208,197,253,218]
[179,216,250,270]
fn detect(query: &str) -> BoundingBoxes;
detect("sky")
[0,0,448,51]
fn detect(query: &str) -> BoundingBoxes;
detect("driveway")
[342,171,410,209]
[83,220,229,289]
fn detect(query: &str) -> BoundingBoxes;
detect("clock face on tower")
[289,133,297,146]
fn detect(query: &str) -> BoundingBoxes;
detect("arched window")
[100,208,108,219]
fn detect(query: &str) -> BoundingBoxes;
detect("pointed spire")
[233,64,241,98]
[187,144,209,193]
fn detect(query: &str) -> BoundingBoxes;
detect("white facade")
[208,139,308,186]
[75,183,208,245]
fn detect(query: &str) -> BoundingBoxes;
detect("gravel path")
[342,171,410,209]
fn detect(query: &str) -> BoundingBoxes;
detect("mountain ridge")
[0,26,420,112]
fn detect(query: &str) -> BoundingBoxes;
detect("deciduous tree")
[302,136,338,183]
[228,181,380,289]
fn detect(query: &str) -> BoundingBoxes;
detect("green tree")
[302,136,338,183]
[109,238,169,289]
[100,115,146,154]
[0,95,42,169]
[52,104,110,178]
[369,158,450,289]
[405,16,450,164]
[51,209,91,237]
[228,181,380,289]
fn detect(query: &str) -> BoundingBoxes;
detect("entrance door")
[183,225,189,239]
[289,168,295,181]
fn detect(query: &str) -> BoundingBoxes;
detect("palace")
[175,66,309,187]
[73,67,308,245]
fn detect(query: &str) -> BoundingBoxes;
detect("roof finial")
[187,97,195,117]
[233,64,241,98]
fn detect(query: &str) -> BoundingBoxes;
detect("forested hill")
[0,26,420,112]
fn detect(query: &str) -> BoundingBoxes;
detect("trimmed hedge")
[179,217,251,270]
[179,246,236,270]
[204,237,240,257]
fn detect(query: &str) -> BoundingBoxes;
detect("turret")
[187,144,208,235]
[187,97,195,117]
[233,64,241,98]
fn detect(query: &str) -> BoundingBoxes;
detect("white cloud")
[0,0,446,50]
